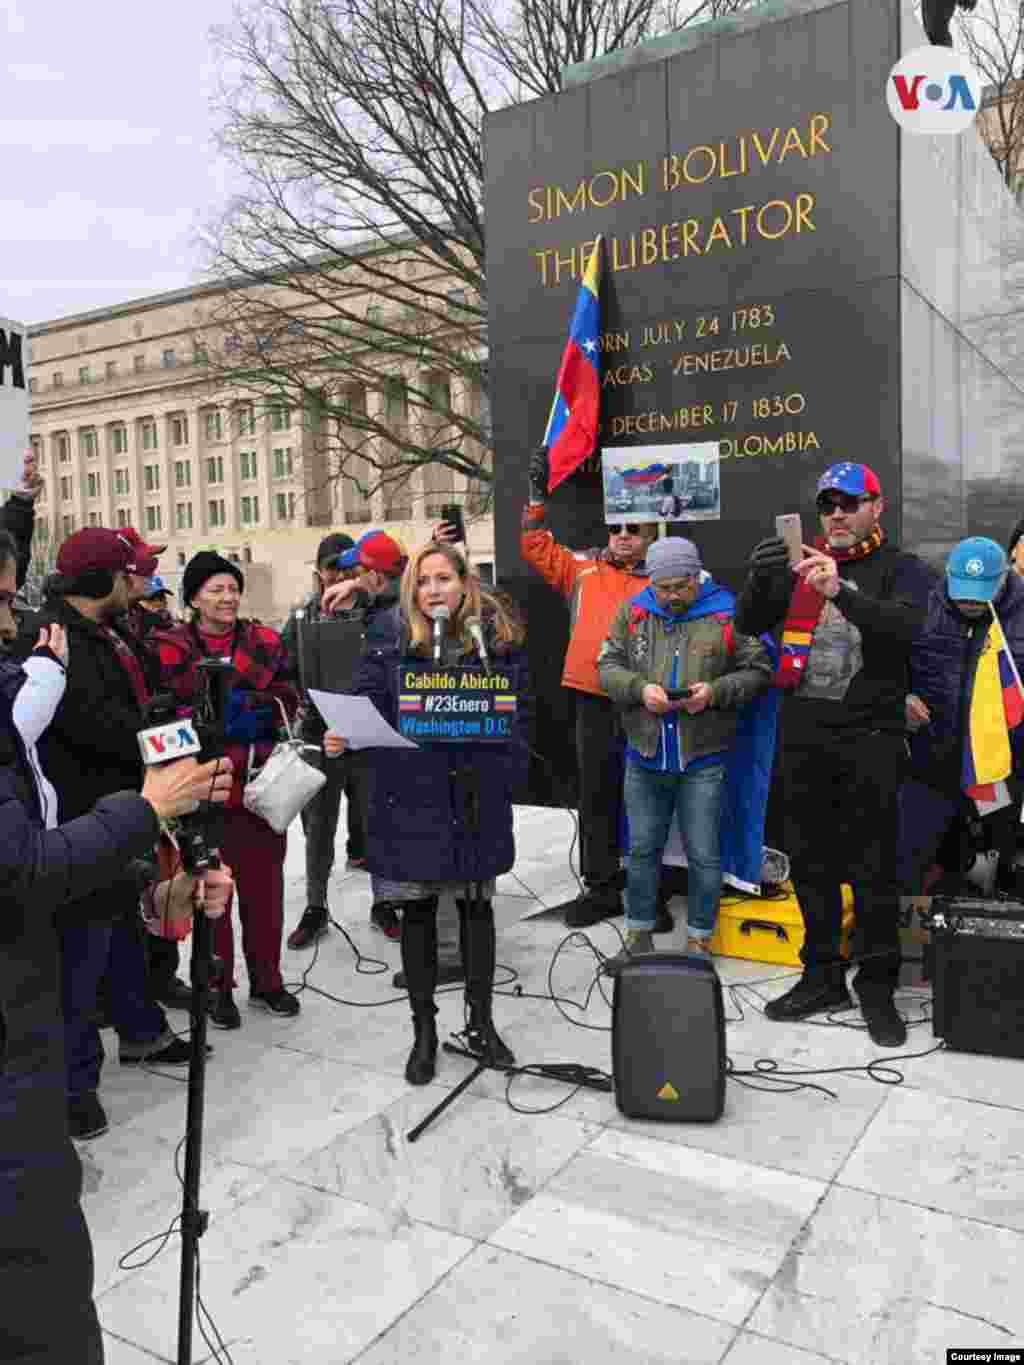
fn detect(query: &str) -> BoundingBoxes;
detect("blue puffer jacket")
[352,625,531,884]
[908,573,1024,790]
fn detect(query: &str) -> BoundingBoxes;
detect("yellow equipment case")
[709,884,856,966]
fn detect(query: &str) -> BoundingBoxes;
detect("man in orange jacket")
[521,446,659,928]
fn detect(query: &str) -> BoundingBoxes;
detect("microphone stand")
[176,658,232,1365]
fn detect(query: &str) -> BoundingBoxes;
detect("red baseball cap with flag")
[338,530,407,576]
[56,528,161,578]
[120,524,168,557]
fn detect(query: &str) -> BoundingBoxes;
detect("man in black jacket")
[38,528,194,1139]
[281,532,367,948]
[736,463,935,1045]
[0,607,232,1364]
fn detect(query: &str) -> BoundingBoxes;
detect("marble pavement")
[83,805,1024,1364]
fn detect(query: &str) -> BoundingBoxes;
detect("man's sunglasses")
[606,523,644,536]
[815,492,876,516]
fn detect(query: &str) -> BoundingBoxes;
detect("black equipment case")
[929,896,1024,1060]
[611,952,726,1122]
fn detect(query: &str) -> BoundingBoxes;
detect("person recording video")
[0,582,232,1364]
[324,541,530,1086]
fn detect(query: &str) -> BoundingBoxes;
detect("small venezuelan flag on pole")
[962,603,1024,808]
[542,237,603,494]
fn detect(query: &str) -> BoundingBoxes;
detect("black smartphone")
[440,503,466,543]
[664,686,695,701]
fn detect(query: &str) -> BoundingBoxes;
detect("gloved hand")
[748,536,791,577]
[527,446,549,503]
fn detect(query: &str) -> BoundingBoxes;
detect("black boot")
[854,982,907,1048]
[400,898,440,1085]
[457,897,515,1068]
[764,965,852,1021]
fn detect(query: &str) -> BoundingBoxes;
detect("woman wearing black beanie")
[152,552,301,1028]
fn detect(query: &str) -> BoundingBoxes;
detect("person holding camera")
[521,446,659,929]
[0,587,232,1364]
[324,540,530,1085]
[282,533,368,951]
[735,463,935,1045]
[598,538,772,965]
[152,552,301,1029]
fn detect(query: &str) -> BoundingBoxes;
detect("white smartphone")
[774,513,803,568]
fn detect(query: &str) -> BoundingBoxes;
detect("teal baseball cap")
[946,537,1007,603]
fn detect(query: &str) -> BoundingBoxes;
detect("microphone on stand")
[464,615,492,676]
[430,604,450,663]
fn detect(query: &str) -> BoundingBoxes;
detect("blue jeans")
[624,762,726,935]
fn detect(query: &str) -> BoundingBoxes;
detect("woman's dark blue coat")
[352,628,531,884]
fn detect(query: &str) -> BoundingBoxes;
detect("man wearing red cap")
[736,463,935,1045]
[39,528,197,1139]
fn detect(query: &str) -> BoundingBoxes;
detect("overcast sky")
[5,0,244,327]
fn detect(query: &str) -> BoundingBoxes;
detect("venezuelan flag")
[622,463,671,487]
[542,238,602,493]
[962,609,1024,801]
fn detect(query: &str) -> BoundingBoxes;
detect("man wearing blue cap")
[737,462,936,1044]
[901,536,1024,904]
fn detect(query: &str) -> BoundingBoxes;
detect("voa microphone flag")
[542,237,603,493]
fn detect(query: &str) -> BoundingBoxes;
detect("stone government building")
[26,252,494,624]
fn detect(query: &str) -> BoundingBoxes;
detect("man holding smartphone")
[598,537,772,963]
[736,462,935,1045]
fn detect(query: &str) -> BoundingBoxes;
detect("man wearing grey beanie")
[599,537,772,963]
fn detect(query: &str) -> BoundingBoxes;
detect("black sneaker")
[854,986,907,1048]
[120,1036,207,1066]
[67,1091,108,1141]
[563,886,622,929]
[370,902,402,940]
[287,906,329,950]
[392,962,465,990]
[153,977,194,1011]
[249,987,301,1017]
[208,990,242,1030]
[764,972,852,1022]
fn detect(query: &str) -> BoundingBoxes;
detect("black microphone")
[430,604,450,663]
[464,615,492,676]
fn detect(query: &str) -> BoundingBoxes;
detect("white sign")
[0,315,29,494]
[602,442,721,524]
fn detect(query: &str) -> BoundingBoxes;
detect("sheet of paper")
[309,689,418,749]
[0,316,29,494]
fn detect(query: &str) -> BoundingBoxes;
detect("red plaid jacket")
[151,620,299,808]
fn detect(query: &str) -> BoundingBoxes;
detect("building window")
[171,415,189,447]
[79,429,97,459]
[141,420,158,451]
[86,472,101,498]
[53,371,63,388]
[270,405,290,432]
[239,450,258,481]
[87,511,100,527]
[133,354,145,373]
[162,348,177,369]
[238,406,255,436]
[116,508,130,527]
[176,502,194,530]
[275,492,297,522]
[177,550,187,566]
[206,455,224,484]
[62,515,75,537]
[106,360,118,380]
[29,436,41,462]
[174,460,192,488]
[111,425,128,454]
[204,410,223,441]
[79,365,91,385]
[55,433,70,463]
[208,498,226,528]
[146,505,163,533]
[28,377,36,394]
[271,446,293,479]
[60,476,72,502]
[241,495,260,525]
[114,468,130,496]
[144,464,160,493]
[193,343,208,366]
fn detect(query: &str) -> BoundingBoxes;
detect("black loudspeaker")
[611,953,726,1122]
[930,897,1024,1060]
[295,618,366,695]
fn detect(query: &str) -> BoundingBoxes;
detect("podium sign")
[395,664,518,744]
